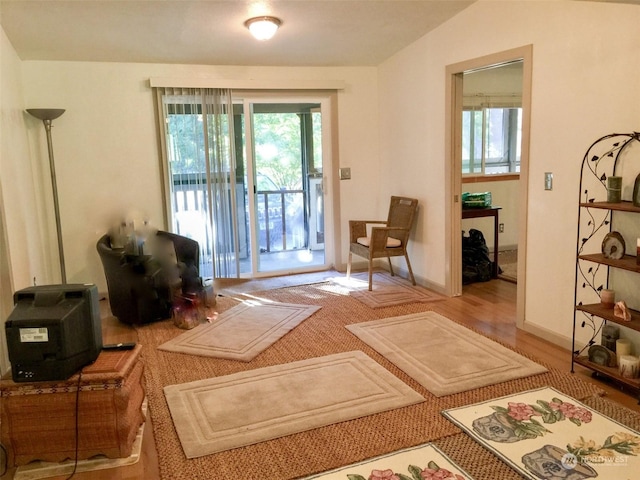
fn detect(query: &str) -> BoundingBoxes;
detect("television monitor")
[5,284,103,382]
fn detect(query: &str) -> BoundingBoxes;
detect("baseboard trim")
[521,320,572,351]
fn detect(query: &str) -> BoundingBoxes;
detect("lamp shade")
[245,16,281,41]
[26,109,65,121]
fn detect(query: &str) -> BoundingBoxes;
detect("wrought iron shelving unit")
[572,132,640,395]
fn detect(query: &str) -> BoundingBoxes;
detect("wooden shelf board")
[579,253,640,273]
[574,355,640,390]
[580,200,640,213]
[576,303,640,331]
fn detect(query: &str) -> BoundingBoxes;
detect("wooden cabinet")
[572,132,640,395]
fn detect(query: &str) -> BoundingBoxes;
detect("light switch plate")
[544,172,553,190]
[339,167,351,180]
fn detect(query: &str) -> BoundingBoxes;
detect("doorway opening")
[462,60,523,285]
[240,99,329,276]
[445,45,533,328]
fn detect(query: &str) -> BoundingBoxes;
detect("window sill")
[462,173,520,184]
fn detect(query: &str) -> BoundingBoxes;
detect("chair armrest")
[369,226,408,250]
[349,220,387,243]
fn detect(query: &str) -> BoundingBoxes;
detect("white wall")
[0,31,51,290]
[4,1,640,355]
[17,61,379,293]
[0,29,52,373]
[377,0,640,344]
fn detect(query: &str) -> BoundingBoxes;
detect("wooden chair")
[346,196,418,291]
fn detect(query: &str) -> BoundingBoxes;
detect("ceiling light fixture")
[244,16,281,41]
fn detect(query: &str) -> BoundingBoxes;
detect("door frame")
[238,91,336,278]
[0,179,13,374]
[445,45,533,329]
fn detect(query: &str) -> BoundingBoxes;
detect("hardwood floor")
[3,277,638,479]
[436,280,640,411]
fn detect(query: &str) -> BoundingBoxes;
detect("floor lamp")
[27,108,67,284]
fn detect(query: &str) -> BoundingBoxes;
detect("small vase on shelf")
[633,173,640,207]
[607,175,622,203]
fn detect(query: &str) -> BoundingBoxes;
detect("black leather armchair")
[155,230,202,295]
[96,231,202,324]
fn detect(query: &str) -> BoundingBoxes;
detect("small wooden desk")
[462,206,502,278]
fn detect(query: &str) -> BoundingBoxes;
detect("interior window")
[462,107,522,175]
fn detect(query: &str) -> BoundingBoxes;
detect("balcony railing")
[170,174,306,276]
[256,189,305,253]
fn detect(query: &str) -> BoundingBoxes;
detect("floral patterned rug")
[301,442,473,480]
[442,386,640,479]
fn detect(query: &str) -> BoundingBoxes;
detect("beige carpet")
[443,386,640,479]
[158,300,320,361]
[163,350,424,458]
[215,270,337,296]
[135,282,614,479]
[498,249,517,283]
[335,272,446,308]
[346,311,547,397]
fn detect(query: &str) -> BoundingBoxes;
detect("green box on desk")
[462,192,492,208]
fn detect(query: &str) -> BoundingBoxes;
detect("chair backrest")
[386,196,419,244]
[96,234,173,324]
[156,230,200,272]
[96,234,137,323]
[96,234,127,296]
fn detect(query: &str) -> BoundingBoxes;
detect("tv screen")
[5,284,103,382]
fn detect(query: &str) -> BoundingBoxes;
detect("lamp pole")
[26,108,67,284]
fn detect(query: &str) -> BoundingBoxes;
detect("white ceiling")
[0,0,475,67]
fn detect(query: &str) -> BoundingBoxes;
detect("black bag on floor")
[462,228,493,284]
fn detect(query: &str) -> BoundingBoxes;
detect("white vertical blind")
[154,87,240,278]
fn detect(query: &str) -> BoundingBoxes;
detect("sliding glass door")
[240,97,329,275]
[158,89,333,279]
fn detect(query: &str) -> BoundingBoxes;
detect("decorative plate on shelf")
[588,344,616,367]
[602,231,626,260]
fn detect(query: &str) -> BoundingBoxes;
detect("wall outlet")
[499,223,505,233]
[544,172,553,190]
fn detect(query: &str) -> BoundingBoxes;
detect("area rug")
[163,350,425,458]
[216,270,337,296]
[135,283,609,479]
[157,300,320,361]
[301,442,474,479]
[442,386,640,480]
[336,272,446,308]
[346,311,547,397]
[498,249,517,283]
